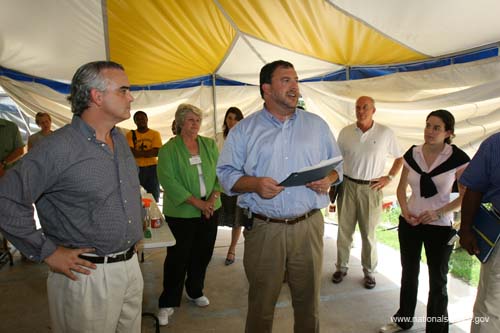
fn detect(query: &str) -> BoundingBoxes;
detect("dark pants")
[139,165,160,202]
[393,216,454,333]
[158,211,219,308]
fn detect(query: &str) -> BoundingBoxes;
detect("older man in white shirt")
[332,96,403,289]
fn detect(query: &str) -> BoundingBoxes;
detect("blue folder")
[279,158,342,187]
[473,204,500,263]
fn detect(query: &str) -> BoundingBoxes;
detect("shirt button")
[101,144,105,147]
[128,220,132,224]
[119,180,123,183]
[285,157,288,160]
[87,138,91,141]
[127,240,131,244]
[124,200,128,203]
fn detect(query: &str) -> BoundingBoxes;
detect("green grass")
[376,206,480,287]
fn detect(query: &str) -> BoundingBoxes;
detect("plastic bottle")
[142,199,152,239]
[150,206,162,228]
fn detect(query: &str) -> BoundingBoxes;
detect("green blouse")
[157,135,221,218]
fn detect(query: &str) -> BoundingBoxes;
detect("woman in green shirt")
[156,103,221,326]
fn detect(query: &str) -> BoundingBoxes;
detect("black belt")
[345,175,372,185]
[78,246,135,264]
[253,209,319,225]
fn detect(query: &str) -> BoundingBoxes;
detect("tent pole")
[211,74,218,139]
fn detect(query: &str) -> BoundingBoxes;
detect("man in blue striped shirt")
[0,61,144,332]
[217,60,343,333]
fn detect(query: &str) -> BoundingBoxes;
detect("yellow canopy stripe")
[107,0,235,85]
[219,0,426,66]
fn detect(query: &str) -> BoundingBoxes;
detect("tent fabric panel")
[0,76,72,130]
[217,35,343,85]
[330,0,500,57]
[6,56,500,154]
[219,0,425,66]
[0,0,106,82]
[107,0,235,85]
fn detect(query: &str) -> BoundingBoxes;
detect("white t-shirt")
[338,122,402,180]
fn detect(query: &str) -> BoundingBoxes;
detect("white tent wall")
[302,57,500,155]
[2,55,500,153]
[0,76,70,130]
[3,56,500,198]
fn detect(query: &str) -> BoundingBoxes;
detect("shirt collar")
[262,105,298,126]
[415,143,452,156]
[71,115,118,141]
[355,121,376,133]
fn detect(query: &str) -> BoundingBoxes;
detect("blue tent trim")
[0,67,71,93]
[1,46,498,92]
[304,46,499,82]
[0,68,250,93]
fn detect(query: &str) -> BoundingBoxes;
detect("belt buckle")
[284,218,291,224]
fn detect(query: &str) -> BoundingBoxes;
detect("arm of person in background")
[396,166,418,225]
[418,167,467,224]
[458,188,482,255]
[0,146,25,177]
[370,156,403,190]
[27,137,34,151]
[201,138,221,218]
[130,147,159,158]
[131,130,162,158]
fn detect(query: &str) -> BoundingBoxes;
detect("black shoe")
[364,275,376,289]
[331,271,347,284]
[224,252,235,266]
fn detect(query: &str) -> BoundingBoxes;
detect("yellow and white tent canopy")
[1,0,500,154]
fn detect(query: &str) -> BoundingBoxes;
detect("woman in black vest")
[380,110,470,333]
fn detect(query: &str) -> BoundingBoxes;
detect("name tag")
[189,156,202,165]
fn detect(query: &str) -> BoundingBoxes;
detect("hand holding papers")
[279,156,343,187]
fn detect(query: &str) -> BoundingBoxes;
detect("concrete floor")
[0,219,478,333]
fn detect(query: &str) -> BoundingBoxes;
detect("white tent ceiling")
[1,0,500,158]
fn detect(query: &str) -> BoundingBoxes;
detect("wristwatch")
[387,174,394,181]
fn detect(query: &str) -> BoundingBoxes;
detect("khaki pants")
[471,244,500,332]
[47,253,143,333]
[243,211,324,333]
[336,179,382,275]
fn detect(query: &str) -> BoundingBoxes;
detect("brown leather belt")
[79,246,135,264]
[252,209,319,225]
[345,175,372,185]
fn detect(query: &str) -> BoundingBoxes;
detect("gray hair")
[67,61,125,116]
[175,104,203,134]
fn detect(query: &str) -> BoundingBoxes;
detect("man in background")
[127,111,162,201]
[333,96,403,289]
[0,61,144,333]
